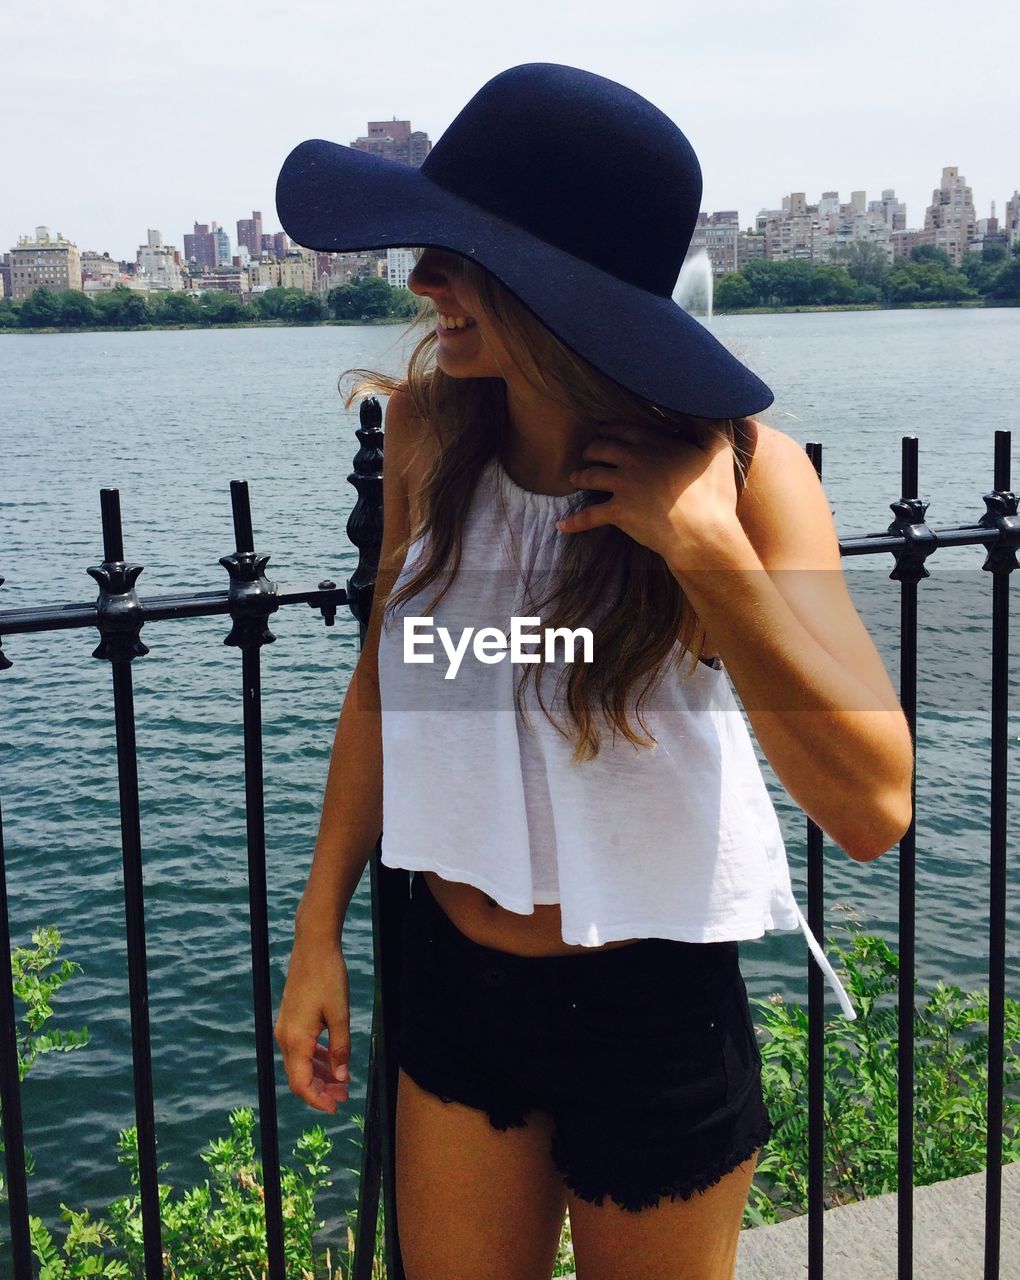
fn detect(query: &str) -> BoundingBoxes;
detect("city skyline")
[6,165,1014,275]
[3,0,1016,263]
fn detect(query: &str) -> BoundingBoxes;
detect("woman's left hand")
[556,422,741,565]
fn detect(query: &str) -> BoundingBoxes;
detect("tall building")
[973,202,1009,255]
[825,191,897,260]
[817,191,841,221]
[688,212,740,276]
[351,118,432,166]
[387,246,416,288]
[10,227,82,299]
[759,194,826,261]
[327,251,387,285]
[184,222,217,269]
[278,253,315,292]
[1005,191,1020,249]
[924,167,976,266]
[737,233,767,269]
[137,229,183,292]
[211,223,232,267]
[0,253,12,300]
[237,211,263,260]
[80,251,121,290]
[869,189,907,231]
[190,265,247,295]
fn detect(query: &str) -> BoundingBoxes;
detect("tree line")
[0,277,419,330]
[4,243,1018,329]
[715,241,1020,310]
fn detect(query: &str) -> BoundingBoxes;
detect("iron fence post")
[219,479,287,1280]
[346,396,408,1280]
[803,443,827,1280]
[87,489,165,1280]
[885,440,937,1280]
[976,429,1020,1280]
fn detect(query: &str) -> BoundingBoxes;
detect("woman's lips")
[435,321,475,338]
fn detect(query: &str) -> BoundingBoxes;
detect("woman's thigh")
[566,1148,760,1280]
[395,1067,568,1280]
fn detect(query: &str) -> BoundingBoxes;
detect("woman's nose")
[407,249,454,296]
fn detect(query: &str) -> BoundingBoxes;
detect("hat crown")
[420,63,702,298]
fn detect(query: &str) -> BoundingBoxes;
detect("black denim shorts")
[396,871,774,1214]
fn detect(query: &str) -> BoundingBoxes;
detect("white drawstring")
[794,903,858,1021]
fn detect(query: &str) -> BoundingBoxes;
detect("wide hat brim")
[276,138,774,419]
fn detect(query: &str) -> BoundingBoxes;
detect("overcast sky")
[4,0,1017,264]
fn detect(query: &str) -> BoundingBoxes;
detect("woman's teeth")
[438,314,476,329]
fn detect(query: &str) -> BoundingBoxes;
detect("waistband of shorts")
[409,869,739,982]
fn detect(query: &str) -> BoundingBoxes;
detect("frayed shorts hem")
[549,1112,774,1214]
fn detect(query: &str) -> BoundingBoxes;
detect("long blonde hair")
[341,252,756,763]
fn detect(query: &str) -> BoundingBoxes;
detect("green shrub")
[1,927,90,1203]
[747,905,1019,1225]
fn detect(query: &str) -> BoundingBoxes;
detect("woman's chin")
[435,352,490,380]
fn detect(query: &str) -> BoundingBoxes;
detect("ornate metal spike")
[219,549,280,649]
[87,560,150,662]
[978,489,1020,575]
[220,482,279,649]
[886,498,937,585]
[346,396,384,630]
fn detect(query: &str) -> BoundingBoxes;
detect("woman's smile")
[437,313,477,330]
[435,314,478,340]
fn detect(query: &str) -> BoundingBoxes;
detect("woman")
[273,64,914,1280]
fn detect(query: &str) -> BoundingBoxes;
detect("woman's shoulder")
[736,417,795,471]
[384,383,444,530]
[734,419,839,567]
[385,382,452,450]
[736,420,812,512]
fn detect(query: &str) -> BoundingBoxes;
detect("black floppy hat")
[275,62,773,419]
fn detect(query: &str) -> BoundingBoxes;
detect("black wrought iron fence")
[0,400,1015,1280]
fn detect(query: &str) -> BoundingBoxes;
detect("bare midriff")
[422,870,643,957]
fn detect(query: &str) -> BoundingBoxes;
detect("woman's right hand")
[274,935,352,1114]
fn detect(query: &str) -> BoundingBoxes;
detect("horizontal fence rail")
[0,410,1015,1280]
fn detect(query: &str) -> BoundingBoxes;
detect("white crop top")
[377,453,856,1019]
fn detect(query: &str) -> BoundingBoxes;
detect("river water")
[1,308,1018,1238]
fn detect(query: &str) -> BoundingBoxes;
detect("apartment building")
[351,118,432,167]
[387,247,416,289]
[137,230,184,292]
[237,211,264,261]
[689,211,740,275]
[1003,191,1019,249]
[80,251,122,291]
[183,222,217,269]
[758,194,828,261]
[10,227,82,299]
[923,167,976,266]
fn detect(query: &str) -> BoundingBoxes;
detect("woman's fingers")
[313,1039,350,1084]
[275,940,353,1111]
[556,498,621,535]
[282,1036,349,1113]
